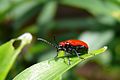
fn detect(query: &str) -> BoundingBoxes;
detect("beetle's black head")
[57,44,66,52]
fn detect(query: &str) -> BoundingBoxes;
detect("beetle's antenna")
[53,36,59,45]
[37,38,58,49]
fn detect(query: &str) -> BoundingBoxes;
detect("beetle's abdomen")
[75,45,88,54]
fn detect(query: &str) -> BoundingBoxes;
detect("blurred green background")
[0,0,120,80]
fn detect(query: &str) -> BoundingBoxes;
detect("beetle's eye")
[59,45,63,47]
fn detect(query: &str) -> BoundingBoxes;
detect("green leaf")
[37,0,57,25]
[37,0,58,37]
[13,46,107,80]
[12,1,38,20]
[0,33,32,80]
[61,0,120,21]
[11,0,48,30]
[60,0,108,15]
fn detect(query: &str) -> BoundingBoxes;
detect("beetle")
[58,39,88,56]
[37,38,88,64]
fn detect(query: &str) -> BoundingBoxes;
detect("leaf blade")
[13,46,107,80]
[0,33,32,80]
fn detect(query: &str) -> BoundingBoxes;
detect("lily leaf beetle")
[37,38,88,64]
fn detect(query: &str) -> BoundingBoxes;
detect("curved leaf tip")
[18,33,32,44]
[103,46,107,50]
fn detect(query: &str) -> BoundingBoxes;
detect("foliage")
[13,47,107,80]
[0,33,32,80]
[0,0,120,80]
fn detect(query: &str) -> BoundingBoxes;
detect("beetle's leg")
[73,49,80,58]
[68,56,71,65]
[73,49,85,60]
[54,51,58,58]
[54,52,59,62]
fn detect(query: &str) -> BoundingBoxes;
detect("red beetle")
[58,40,88,56]
[38,38,88,64]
